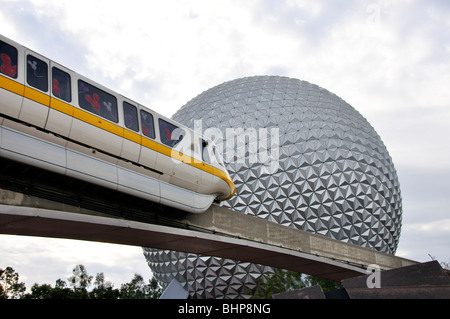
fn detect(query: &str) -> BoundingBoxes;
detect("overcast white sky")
[1,0,449,291]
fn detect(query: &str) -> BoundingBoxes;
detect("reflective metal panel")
[144,76,402,299]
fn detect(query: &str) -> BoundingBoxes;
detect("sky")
[1,0,449,291]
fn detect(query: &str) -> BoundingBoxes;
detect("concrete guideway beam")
[0,188,416,281]
[185,205,417,272]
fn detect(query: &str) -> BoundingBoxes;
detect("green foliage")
[252,269,305,299]
[0,264,163,299]
[120,274,163,299]
[0,266,26,299]
[251,269,342,299]
[90,272,120,299]
[68,264,93,291]
[304,275,343,292]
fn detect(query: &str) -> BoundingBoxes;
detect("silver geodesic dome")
[143,76,402,298]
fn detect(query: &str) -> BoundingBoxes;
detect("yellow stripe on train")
[0,74,235,197]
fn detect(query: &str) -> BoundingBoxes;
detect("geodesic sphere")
[144,76,402,298]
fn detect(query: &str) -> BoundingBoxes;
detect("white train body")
[0,34,235,213]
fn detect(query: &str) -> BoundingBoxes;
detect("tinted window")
[78,80,118,123]
[27,55,48,92]
[0,40,18,78]
[159,119,184,147]
[201,139,211,164]
[52,67,71,102]
[140,109,155,139]
[213,146,224,166]
[123,102,139,132]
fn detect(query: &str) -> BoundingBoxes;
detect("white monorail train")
[0,34,235,213]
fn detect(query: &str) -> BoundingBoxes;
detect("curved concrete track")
[0,188,416,282]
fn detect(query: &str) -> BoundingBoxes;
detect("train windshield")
[159,118,185,147]
[212,144,225,167]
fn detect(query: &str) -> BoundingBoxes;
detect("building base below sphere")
[160,278,190,299]
[273,261,450,299]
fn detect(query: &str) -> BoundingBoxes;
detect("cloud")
[1,0,449,289]
[395,167,450,262]
[398,168,450,221]
[405,219,450,235]
[5,0,448,119]
[0,235,151,290]
[22,0,276,115]
[397,218,450,263]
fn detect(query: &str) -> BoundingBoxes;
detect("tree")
[0,267,26,299]
[146,277,164,299]
[23,279,76,299]
[3,264,164,299]
[25,265,162,299]
[304,275,343,292]
[119,273,162,299]
[68,264,93,290]
[89,272,120,299]
[26,283,54,299]
[67,264,92,298]
[252,269,306,299]
[251,269,342,298]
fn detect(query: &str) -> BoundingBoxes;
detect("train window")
[140,109,155,139]
[52,67,71,102]
[27,54,48,92]
[0,40,18,78]
[78,80,118,123]
[123,101,139,132]
[159,119,184,147]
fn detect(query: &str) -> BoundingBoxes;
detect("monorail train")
[0,34,235,213]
